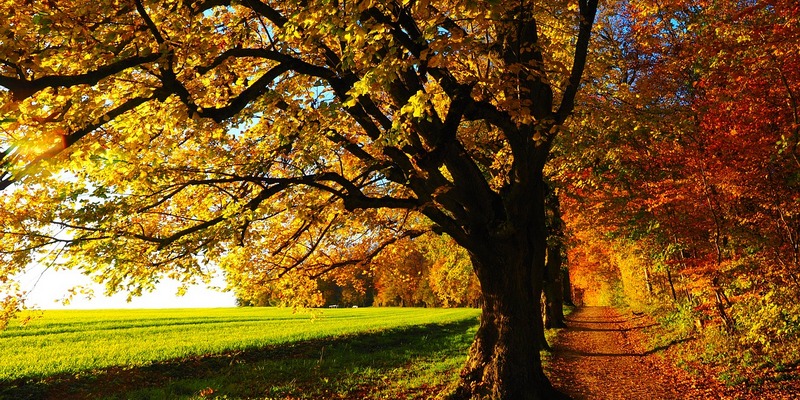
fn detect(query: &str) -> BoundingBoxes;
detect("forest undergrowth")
[547,306,800,399]
[643,299,800,392]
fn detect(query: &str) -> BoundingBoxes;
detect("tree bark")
[562,267,574,306]
[452,175,566,399]
[543,189,567,329]
[453,253,565,399]
[544,243,567,329]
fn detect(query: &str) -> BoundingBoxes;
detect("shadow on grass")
[0,319,478,400]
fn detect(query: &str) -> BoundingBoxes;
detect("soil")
[547,306,712,400]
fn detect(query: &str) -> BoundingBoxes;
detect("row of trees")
[234,234,483,308]
[235,228,572,319]
[556,0,800,378]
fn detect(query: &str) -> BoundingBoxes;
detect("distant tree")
[423,234,482,308]
[372,239,432,307]
[233,235,480,309]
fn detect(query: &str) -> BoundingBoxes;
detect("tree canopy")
[554,0,800,381]
[1,1,598,398]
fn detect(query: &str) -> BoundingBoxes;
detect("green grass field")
[0,307,481,399]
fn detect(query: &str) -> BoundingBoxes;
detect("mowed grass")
[0,307,480,399]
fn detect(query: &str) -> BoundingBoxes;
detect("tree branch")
[0,54,161,100]
[308,228,427,279]
[0,92,162,191]
[556,0,599,124]
[134,0,166,44]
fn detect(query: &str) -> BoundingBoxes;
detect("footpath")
[547,306,707,400]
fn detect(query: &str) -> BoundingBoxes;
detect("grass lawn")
[0,307,480,399]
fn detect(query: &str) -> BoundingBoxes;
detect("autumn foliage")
[233,234,480,308]
[556,0,800,383]
[4,0,798,395]
[1,0,600,398]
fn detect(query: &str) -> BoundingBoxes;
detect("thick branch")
[0,54,161,100]
[134,0,166,44]
[556,0,599,124]
[195,47,336,80]
[189,0,287,27]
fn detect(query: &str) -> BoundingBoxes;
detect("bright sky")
[17,264,238,309]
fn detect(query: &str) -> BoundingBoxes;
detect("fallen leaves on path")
[545,307,800,400]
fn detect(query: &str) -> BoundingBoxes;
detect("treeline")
[555,1,800,383]
[234,233,482,308]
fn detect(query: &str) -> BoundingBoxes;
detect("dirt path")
[546,306,696,400]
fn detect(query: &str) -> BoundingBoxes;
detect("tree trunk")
[453,253,565,399]
[544,243,567,328]
[562,267,574,306]
[644,264,653,295]
[666,266,677,302]
[452,174,566,399]
[543,185,567,329]
[712,276,735,331]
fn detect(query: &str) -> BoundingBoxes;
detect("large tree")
[0,1,597,397]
